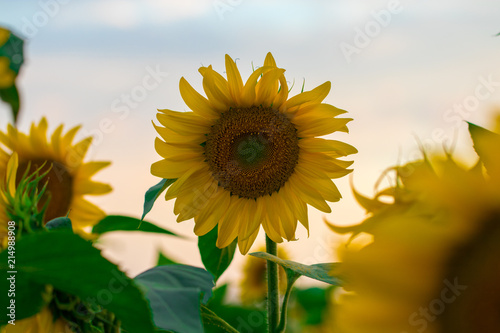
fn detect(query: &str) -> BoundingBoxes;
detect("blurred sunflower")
[0,118,111,236]
[240,245,289,305]
[152,52,356,254]
[328,123,500,332]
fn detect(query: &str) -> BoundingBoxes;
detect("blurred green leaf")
[0,232,156,332]
[468,122,500,179]
[92,215,180,237]
[0,29,24,123]
[135,265,214,333]
[295,287,333,325]
[198,227,237,282]
[45,216,72,231]
[156,250,178,266]
[0,84,20,122]
[0,30,24,74]
[249,252,342,285]
[142,178,176,220]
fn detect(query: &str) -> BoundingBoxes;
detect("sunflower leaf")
[249,252,342,285]
[45,216,72,231]
[92,215,180,237]
[198,227,237,282]
[0,232,156,332]
[142,178,176,220]
[0,29,24,123]
[134,264,215,333]
[468,122,500,179]
[201,304,239,333]
[156,250,179,266]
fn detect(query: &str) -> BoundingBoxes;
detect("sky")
[1,0,499,290]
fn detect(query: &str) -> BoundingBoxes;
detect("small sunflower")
[0,118,112,236]
[152,52,356,254]
[328,128,500,332]
[240,245,288,305]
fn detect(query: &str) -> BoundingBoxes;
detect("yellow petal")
[238,198,262,241]
[194,189,229,236]
[77,161,111,179]
[154,137,202,159]
[165,165,210,201]
[238,227,260,255]
[6,153,18,195]
[153,122,205,145]
[294,103,347,119]
[74,180,112,195]
[299,137,358,157]
[225,54,243,103]
[255,68,285,106]
[273,74,289,110]
[50,124,64,156]
[295,116,352,137]
[240,66,272,107]
[156,110,211,136]
[151,157,204,179]
[179,77,220,120]
[273,191,297,241]
[200,65,232,111]
[295,168,341,202]
[264,52,277,67]
[281,81,331,113]
[288,173,332,213]
[217,196,243,248]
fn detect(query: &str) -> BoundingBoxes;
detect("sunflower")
[240,245,289,305]
[328,125,500,332]
[0,118,112,236]
[152,52,356,254]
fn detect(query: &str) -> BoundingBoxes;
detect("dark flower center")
[17,159,73,222]
[204,106,299,199]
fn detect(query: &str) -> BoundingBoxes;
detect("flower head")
[0,118,112,237]
[329,123,500,332]
[152,53,356,254]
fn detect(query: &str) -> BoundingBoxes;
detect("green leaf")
[0,84,20,122]
[249,252,342,285]
[201,305,239,333]
[198,227,237,282]
[0,232,156,332]
[0,31,24,74]
[134,265,215,333]
[45,216,72,231]
[0,30,24,123]
[468,122,500,179]
[156,250,178,266]
[142,178,176,220]
[92,215,180,237]
[295,287,334,325]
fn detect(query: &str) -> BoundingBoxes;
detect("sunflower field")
[0,2,499,333]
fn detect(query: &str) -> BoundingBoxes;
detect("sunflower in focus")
[240,245,289,305]
[0,118,112,236]
[328,122,500,332]
[152,52,356,254]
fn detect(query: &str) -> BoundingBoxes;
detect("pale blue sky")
[1,1,499,285]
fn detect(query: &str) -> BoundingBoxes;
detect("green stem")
[276,272,300,333]
[266,235,279,333]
